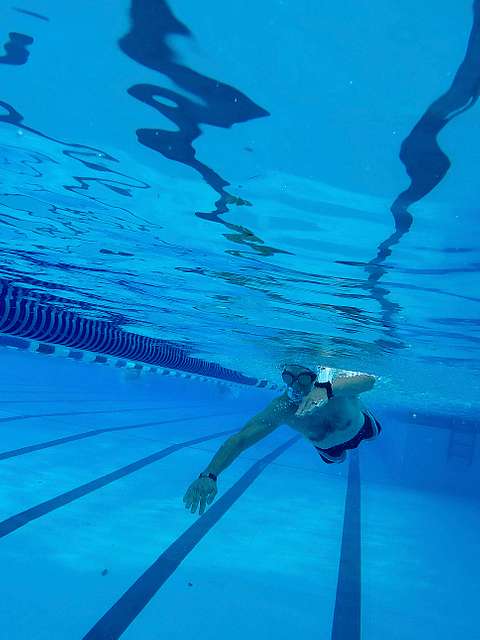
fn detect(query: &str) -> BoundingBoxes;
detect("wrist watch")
[199,472,217,482]
[314,380,334,398]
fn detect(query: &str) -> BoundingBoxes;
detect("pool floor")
[0,384,477,639]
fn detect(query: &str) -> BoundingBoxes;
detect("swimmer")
[183,364,380,515]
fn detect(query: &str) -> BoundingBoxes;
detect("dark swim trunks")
[315,411,382,464]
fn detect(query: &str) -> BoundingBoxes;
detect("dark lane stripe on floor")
[0,404,203,424]
[331,451,361,640]
[0,427,242,539]
[81,435,300,640]
[0,411,241,461]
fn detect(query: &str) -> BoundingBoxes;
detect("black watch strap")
[199,472,217,482]
[314,380,333,398]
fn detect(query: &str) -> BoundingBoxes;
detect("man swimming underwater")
[183,364,381,515]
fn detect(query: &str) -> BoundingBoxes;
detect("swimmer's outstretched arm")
[183,396,289,515]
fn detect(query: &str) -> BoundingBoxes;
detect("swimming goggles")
[281,367,317,386]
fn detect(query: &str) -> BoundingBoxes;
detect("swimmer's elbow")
[357,374,376,393]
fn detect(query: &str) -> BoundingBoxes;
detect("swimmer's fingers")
[183,486,194,508]
[296,397,315,415]
[295,397,309,415]
[206,484,217,504]
[305,399,327,413]
[183,479,217,515]
[195,484,217,515]
[296,397,327,416]
[201,483,217,513]
[207,482,218,504]
[199,494,207,515]
[183,481,201,513]
[190,489,200,514]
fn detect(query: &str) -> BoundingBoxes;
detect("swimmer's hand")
[295,386,328,416]
[183,477,218,515]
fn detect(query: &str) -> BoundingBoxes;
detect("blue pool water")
[1,2,479,638]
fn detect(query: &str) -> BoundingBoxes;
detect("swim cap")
[315,366,333,383]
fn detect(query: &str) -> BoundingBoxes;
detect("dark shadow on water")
[118,0,291,257]
[338,0,480,352]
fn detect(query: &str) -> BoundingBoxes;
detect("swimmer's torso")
[280,394,366,448]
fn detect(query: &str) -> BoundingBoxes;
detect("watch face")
[315,381,332,396]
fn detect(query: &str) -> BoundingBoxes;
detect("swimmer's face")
[282,365,316,395]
